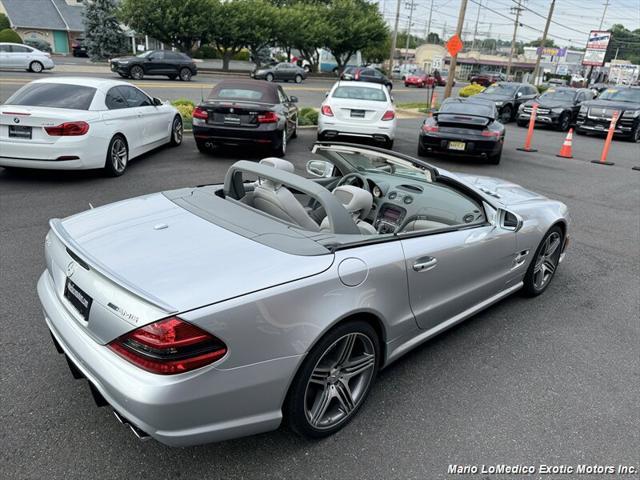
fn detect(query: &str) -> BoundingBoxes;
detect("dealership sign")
[536,47,567,57]
[582,30,611,66]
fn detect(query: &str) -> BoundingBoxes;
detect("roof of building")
[2,0,84,32]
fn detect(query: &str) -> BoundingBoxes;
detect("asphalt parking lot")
[1,117,638,479]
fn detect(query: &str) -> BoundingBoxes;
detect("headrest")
[259,157,295,173]
[332,185,373,219]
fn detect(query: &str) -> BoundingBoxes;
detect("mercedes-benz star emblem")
[13,118,20,124]
[66,261,76,277]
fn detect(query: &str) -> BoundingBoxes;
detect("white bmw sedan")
[318,81,397,149]
[0,77,183,176]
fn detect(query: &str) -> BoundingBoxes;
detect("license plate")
[448,141,466,151]
[351,109,365,118]
[64,278,92,321]
[8,125,32,139]
[224,115,240,125]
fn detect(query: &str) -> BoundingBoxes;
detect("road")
[1,119,638,479]
[0,68,459,108]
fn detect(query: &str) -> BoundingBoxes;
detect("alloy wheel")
[304,332,376,430]
[31,61,43,73]
[532,231,561,290]
[180,68,192,81]
[111,138,128,173]
[501,106,512,123]
[130,66,143,80]
[173,117,183,144]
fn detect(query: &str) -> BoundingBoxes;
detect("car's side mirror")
[325,92,329,98]
[306,159,334,178]
[153,97,163,106]
[290,96,298,103]
[496,208,523,232]
[516,91,523,98]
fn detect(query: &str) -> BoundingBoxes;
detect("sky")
[376,0,640,48]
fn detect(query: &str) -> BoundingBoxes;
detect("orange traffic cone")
[556,128,574,159]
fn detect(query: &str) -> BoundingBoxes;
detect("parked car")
[474,82,539,122]
[392,63,419,79]
[71,38,88,57]
[24,38,52,53]
[0,78,183,176]
[516,87,594,131]
[404,70,435,88]
[318,81,396,149]
[340,67,393,90]
[576,86,640,142]
[38,141,570,446]
[470,72,506,87]
[590,82,610,96]
[418,97,505,163]
[110,50,197,81]
[435,73,455,87]
[0,42,54,73]
[192,79,299,155]
[251,62,307,83]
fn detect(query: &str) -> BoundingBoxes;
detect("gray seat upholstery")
[253,158,320,232]
[321,185,377,235]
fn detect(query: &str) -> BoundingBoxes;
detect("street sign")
[446,34,463,57]
[582,30,611,67]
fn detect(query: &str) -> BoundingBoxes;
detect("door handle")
[412,257,437,272]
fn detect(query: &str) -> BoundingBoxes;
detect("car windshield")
[208,83,277,103]
[5,83,96,110]
[136,51,153,58]
[440,101,494,117]
[483,83,518,95]
[598,88,640,103]
[411,70,426,76]
[332,86,387,102]
[540,90,575,101]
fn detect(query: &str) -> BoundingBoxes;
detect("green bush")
[0,13,10,30]
[298,107,318,126]
[171,98,195,107]
[193,45,219,59]
[171,100,194,128]
[233,50,250,61]
[0,28,22,44]
[459,83,485,97]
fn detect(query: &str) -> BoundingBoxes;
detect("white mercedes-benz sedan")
[318,81,397,149]
[0,77,183,176]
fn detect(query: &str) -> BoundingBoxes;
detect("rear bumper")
[419,133,502,156]
[0,138,104,170]
[318,116,396,141]
[192,123,280,145]
[38,271,298,446]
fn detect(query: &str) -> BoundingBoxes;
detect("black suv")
[110,50,198,81]
[517,87,594,131]
[474,82,538,122]
[340,67,393,90]
[576,86,640,142]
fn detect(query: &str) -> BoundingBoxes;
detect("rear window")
[440,101,494,117]
[5,83,96,110]
[332,86,387,102]
[209,83,277,103]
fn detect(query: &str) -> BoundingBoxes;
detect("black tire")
[557,112,570,132]
[179,67,192,81]
[291,116,298,139]
[103,134,129,177]
[294,74,303,84]
[500,105,513,123]
[417,142,429,157]
[386,82,393,91]
[285,320,380,439]
[196,139,210,153]
[29,61,44,73]
[575,127,587,135]
[169,115,183,146]
[130,65,144,80]
[487,148,502,164]
[629,123,640,143]
[382,139,394,150]
[266,73,274,82]
[522,225,564,297]
[273,128,287,156]
[516,119,528,127]
[168,74,177,80]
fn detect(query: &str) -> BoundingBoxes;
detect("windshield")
[598,88,640,103]
[411,70,426,76]
[540,89,576,102]
[440,101,494,117]
[483,83,518,95]
[332,86,387,102]
[136,50,153,58]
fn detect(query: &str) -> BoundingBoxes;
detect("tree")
[84,0,127,60]
[323,0,388,73]
[206,0,254,70]
[525,38,557,48]
[0,13,10,31]
[119,0,212,52]
[362,33,391,64]
[0,28,22,44]
[426,32,440,44]
[243,0,280,67]
[606,24,640,65]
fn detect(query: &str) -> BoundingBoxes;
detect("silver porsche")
[38,142,570,446]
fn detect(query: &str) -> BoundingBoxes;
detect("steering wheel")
[334,173,370,193]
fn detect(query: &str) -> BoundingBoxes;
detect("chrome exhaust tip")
[113,410,151,441]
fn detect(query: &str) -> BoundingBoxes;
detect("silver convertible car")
[38,143,570,446]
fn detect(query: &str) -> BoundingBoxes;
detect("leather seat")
[253,158,320,231]
[321,185,377,235]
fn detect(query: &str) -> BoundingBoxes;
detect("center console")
[374,204,406,234]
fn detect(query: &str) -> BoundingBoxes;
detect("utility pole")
[404,0,416,62]
[532,0,554,85]
[506,0,524,79]
[442,21,447,40]
[424,0,434,42]
[388,0,402,73]
[599,0,610,29]
[472,0,482,51]
[444,0,468,99]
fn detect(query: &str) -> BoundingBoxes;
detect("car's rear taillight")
[108,316,227,375]
[257,111,278,123]
[44,121,89,136]
[321,105,334,116]
[481,130,501,137]
[422,123,439,132]
[382,110,395,121]
[192,107,209,119]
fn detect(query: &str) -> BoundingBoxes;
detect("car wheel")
[179,68,192,81]
[516,119,528,127]
[500,105,513,123]
[130,65,144,80]
[383,138,394,150]
[104,135,129,177]
[291,116,298,139]
[168,74,177,80]
[557,112,570,132]
[417,143,429,157]
[522,225,563,297]
[29,61,44,73]
[629,123,640,143]
[386,82,393,91]
[487,148,502,164]
[273,128,287,156]
[266,73,274,82]
[285,320,380,438]
[170,115,183,146]
[295,74,303,84]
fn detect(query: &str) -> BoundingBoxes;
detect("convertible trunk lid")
[453,173,547,206]
[47,193,333,343]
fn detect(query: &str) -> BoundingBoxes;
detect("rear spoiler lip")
[433,112,495,121]
[49,218,178,315]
